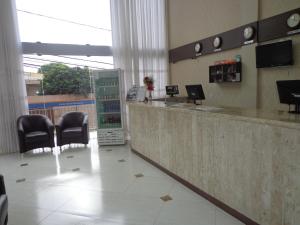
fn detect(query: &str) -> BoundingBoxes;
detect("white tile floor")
[0,132,244,225]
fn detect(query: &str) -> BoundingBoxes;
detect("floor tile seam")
[37,210,95,225]
[47,183,134,195]
[214,207,217,225]
[138,175,176,184]
[8,204,55,212]
[152,200,166,225]
[53,208,100,220]
[34,208,54,225]
[123,176,139,194]
[166,182,176,196]
[41,210,150,225]
[24,205,58,213]
[50,196,76,214]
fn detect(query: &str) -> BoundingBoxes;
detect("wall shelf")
[209,62,242,83]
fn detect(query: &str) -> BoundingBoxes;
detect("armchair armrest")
[44,117,54,135]
[0,175,6,195]
[82,114,89,144]
[17,118,26,153]
[82,114,88,127]
[17,118,24,133]
[55,116,64,129]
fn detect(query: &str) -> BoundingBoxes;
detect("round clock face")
[194,43,202,53]
[213,37,222,48]
[287,13,300,28]
[243,26,254,40]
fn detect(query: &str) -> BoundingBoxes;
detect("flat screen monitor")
[185,84,205,105]
[256,40,293,68]
[276,80,300,114]
[166,85,179,97]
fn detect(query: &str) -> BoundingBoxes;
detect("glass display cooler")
[93,69,125,145]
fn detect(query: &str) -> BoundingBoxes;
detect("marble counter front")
[128,101,300,225]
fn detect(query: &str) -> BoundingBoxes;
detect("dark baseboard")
[131,148,260,225]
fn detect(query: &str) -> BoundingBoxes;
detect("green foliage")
[38,63,91,96]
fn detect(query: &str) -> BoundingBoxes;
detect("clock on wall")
[194,43,202,54]
[287,13,300,28]
[213,37,222,48]
[243,26,255,40]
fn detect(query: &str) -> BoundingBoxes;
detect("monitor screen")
[185,84,205,101]
[276,80,300,104]
[256,40,293,68]
[166,85,179,96]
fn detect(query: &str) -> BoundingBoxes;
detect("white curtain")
[0,0,28,154]
[110,0,168,97]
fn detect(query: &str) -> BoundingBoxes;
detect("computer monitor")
[276,80,300,114]
[166,85,179,97]
[185,84,205,105]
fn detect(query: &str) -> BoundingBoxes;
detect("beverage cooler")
[93,69,125,145]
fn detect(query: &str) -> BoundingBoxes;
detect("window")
[16,0,113,129]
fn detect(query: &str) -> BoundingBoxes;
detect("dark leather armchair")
[17,115,55,153]
[56,112,89,147]
[0,175,8,225]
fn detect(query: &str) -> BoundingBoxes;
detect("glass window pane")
[16,0,112,45]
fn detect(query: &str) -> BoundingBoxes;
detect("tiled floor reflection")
[0,131,244,225]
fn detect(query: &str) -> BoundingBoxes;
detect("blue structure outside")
[29,99,95,110]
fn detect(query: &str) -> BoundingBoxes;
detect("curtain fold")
[110,0,168,97]
[0,0,28,154]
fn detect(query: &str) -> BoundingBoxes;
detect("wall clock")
[213,37,222,48]
[287,13,300,28]
[243,26,255,40]
[194,43,202,53]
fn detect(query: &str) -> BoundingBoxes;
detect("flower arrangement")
[143,76,154,91]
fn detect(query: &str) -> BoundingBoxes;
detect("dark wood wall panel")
[258,8,300,42]
[169,7,300,63]
[169,22,258,63]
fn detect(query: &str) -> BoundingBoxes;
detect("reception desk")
[128,101,300,225]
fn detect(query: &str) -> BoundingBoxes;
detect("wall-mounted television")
[256,40,293,68]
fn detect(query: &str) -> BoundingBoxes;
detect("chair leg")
[85,144,87,148]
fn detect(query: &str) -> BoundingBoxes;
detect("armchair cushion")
[62,127,82,139]
[25,131,49,143]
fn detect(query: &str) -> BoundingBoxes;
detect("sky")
[16,0,113,72]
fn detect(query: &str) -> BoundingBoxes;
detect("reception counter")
[128,101,300,225]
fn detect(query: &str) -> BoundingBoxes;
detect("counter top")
[128,101,300,130]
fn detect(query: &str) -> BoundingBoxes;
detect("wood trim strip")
[131,148,260,225]
[169,22,258,63]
